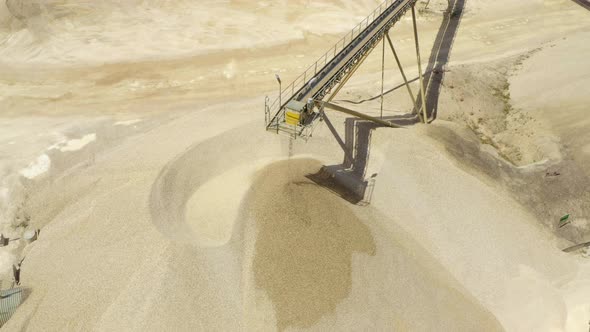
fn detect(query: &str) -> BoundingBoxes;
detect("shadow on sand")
[570,0,590,10]
[421,0,466,121]
[306,115,410,205]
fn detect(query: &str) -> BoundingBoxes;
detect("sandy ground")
[0,0,589,331]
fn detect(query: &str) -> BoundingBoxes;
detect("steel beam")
[319,101,403,128]
[320,111,354,165]
[380,36,386,119]
[411,5,428,123]
[385,32,419,114]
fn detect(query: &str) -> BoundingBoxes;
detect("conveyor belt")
[265,0,419,137]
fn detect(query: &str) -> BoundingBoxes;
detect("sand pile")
[245,158,501,330]
[0,0,589,330]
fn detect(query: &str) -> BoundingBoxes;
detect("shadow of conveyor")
[570,0,590,10]
[306,117,378,205]
[307,0,466,204]
[420,0,466,121]
[307,114,411,206]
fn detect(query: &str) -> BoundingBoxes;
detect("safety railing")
[266,0,401,123]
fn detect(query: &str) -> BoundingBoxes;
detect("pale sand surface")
[0,0,589,331]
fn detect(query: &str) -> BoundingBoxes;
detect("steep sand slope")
[5,109,587,331]
[369,124,590,331]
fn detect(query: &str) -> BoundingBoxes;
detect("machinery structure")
[264,0,426,140]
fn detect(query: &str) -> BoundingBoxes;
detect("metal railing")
[265,0,401,123]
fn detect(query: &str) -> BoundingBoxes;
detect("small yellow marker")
[285,111,301,126]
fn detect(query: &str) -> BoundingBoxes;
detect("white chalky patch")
[114,119,142,126]
[59,133,96,152]
[223,60,237,79]
[20,154,51,179]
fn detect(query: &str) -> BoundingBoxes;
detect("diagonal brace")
[319,101,403,128]
[385,32,419,114]
[319,110,354,165]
